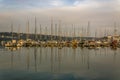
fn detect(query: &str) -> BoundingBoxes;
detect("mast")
[11,23,13,41]
[104,27,107,37]
[78,27,81,41]
[26,20,29,40]
[65,24,67,41]
[18,24,21,40]
[45,26,47,41]
[58,20,61,41]
[55,24,57,40]
[51,17,53,41]
[95,29,97,40]
[87,21,90,37]
[82,26,84,40]
[73,25,75,40]
[114,22,117,35]
[35,17,37,41]
[39,24,42,41]
[65,30,67,41]
[72,24,74,40]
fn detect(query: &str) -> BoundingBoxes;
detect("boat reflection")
[5,47,20,51]
[1,47,119,74]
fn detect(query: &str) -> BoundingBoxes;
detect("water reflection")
[0,47,120,80]
[58,48,61,73]
[34,47,37,72]
[39,47,42,64]
[11,49,13,69]
[50,48,53,72]
[26,48,30,71]
[5,47,20,51]
[86,49,89,69]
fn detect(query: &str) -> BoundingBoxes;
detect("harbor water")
[0,47,120,80]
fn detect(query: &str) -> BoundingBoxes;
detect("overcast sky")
[0,0,120,36]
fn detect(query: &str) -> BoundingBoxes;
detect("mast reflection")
[34,47,37,72]
[51,47,53,72]
[11,50,14,69]
[39,47,42,64]
[27,48,30,71]
[87,49,90,70]
[58,48,62,73]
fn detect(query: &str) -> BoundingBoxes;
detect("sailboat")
[58,20,63,49]
[5,23,17,47]
[71,25,78,49]
[23,19,33,47]
[17,24,24,47]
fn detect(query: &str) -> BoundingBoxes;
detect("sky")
[0,0,120,36]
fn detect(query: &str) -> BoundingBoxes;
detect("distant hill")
[0,32,101,42]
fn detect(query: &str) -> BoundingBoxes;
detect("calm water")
[0,47,120,80]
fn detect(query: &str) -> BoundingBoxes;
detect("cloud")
[50,0,64,6]
[73,0,114,10]
[0,0,118,11]
[73,1,80,6]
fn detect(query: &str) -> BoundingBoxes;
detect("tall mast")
[72,24,74,40]
[95,29,97,39]
[64,24,67,41]
[45,26,47,41]
[39,24,42,41]
[114,22,117,35]
[35,17,37,41]
[58,20,61,41]
[11,22,13,41]
[18,24,21,40]
[51,17,53,41]
[73,25,75,40]
[55,24,57,40]
[79,27,80,40]
[78,27,81,41]
[26,20,29,40]
[82,27,84,40]
[87,21,90,37]
[104,27,107,37]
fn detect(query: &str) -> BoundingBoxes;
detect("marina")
[0,21,120,80]
[0,23,120,80]
[0,19,120,49]
[1,0,120,79]
[0,29,120,49]
[2,36,120,49]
